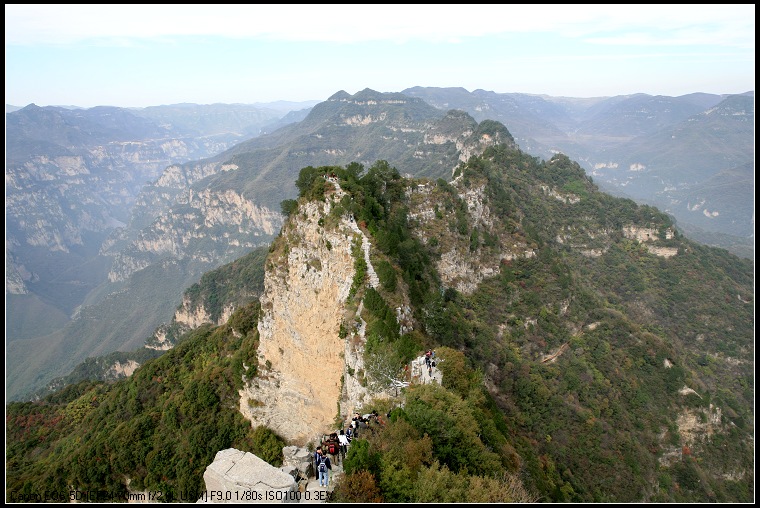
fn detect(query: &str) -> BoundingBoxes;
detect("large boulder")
[282,445,314,479]
[201,448,297,503]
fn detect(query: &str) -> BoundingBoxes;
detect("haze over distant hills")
[5,89,508,399]
[5,87,754,402]
[5,101,310,347]
[402,87,754,256]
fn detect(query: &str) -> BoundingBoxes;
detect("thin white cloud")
[5,4,754,48]
[490,50,754,69]
[586,26,754,50]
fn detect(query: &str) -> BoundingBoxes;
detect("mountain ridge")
[401,87,754,254]
[6,90,513,401]
[6,87,752,408]
[6,145,753,502]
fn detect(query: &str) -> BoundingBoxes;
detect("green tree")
[343,438,381,475]
[280,199,298,217]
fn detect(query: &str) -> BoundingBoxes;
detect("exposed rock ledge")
[240,196,358,445]
[201,448,296,503]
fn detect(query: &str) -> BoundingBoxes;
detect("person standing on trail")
[314,446,323,477]
[338,429,350,462]
[326,432,340,465]
[317,449,332,487]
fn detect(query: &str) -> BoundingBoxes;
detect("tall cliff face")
[239,191,371,444]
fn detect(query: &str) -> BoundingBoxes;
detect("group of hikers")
[312,410,387,487]
[312,432,345,488]
[424,349,436,376]
[310,351,439,488]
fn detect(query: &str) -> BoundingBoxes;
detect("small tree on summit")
[280,199,298,217]
[295,165,329,200]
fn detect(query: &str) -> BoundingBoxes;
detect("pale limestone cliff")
[553,222,678,259]
[236,178,391,444]
[457,132,500,165]
[173,296,238,330]
[154,161,231,189]
[622,225,674,242]
[658,399,729,469]
[645,246,679,258]
[239,191,373,445]
[107,360,140,378]
[622,225,677,258]
[344,112,388,125]
[146,324,178,351]
[174,295,213,328]
[8,137,223,274]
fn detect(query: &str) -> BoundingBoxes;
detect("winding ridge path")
[327,176,379,289]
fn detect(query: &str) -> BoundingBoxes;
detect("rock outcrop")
[202,449,297,503]
[239,192,361,444]
[281,445,314,479]
[106,188,281,283]
[237,176,392,445]
[406,179,534,294]
[623,225,678,258]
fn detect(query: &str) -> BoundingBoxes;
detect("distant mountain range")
[5,101,310,397]
[6,89,509,399]
[402,87,754,255]
[5,88,754,400]
[7,139,753,502]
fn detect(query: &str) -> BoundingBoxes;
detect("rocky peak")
[239,187,377,444]
[406,177,533,294]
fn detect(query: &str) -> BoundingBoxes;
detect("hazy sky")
[5,4,755,108]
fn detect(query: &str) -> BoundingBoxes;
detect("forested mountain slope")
[7,143,753,502]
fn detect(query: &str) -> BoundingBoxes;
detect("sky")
[5,4,755,108]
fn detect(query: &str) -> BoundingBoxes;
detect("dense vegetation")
[25,348,165,402]
[6,144,753,502]
[6,302,275,502]
[334,348,534,503]
[438,150,752,502]
[291,151,753,501]
[181,247,268,324]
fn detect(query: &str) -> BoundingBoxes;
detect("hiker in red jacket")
[325,433,340,465]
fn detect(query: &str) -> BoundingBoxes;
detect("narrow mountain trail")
[411,354,442,385]
[300,458,344,503]
[541,342,570,363]
[326,175,380,289]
